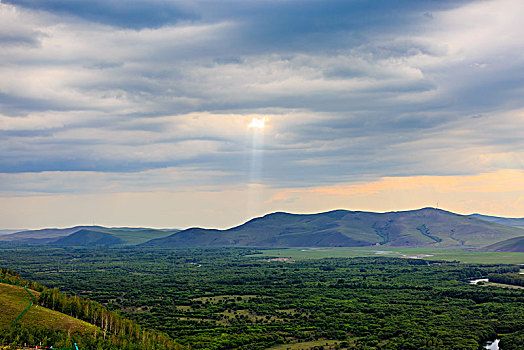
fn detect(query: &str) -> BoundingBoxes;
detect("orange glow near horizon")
[267,169,524,218]
[312,169,524,196]
[1,169,523,230]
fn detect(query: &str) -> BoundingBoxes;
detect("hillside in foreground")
[143,208,524,249]
[484,236,524,252]
[0,268,180,349]
[0,283,93,332]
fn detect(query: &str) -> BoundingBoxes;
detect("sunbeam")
[246,118,266,217]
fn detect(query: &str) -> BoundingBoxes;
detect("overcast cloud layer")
[1,0,523,228]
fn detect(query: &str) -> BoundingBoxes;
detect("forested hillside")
[0,267,181,349]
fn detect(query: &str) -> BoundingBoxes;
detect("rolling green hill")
[484,236,524,252]
[101,227,178,245]
[143,208,524,248]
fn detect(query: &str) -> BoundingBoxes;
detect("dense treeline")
[0,267,181,349]
[0,324,173,350]
[487,272,524,287]
[0,267,45,292]
[499,329,524,350]
[458,265,519,279]
[0,248,523,349]
[37,287,177,348]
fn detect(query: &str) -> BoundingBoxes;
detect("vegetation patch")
[266,339,344,350]
[191,294,259,303]
[253,247,524,264]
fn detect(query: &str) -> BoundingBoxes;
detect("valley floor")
[253,247,524,264]
[0,247,523,349]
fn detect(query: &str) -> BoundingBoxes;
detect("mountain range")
[143,208,524,249]
[0,226,177,245]
[2,208,523,251]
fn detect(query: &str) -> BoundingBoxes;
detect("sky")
[1,0,523,230]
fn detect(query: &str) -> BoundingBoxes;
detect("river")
[484,339,499,350]
[468,278,488,284]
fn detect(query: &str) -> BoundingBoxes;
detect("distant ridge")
[0,226,178,245]
[3,208,523,249]
[51,229,124,246]
[469,214,524,228]
[142,207,524,248]
[0,226,106,243]
[0,229,22,236]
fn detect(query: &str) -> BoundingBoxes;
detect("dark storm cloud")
[196,0,473,53]
[4,0,471,49]
[3,0,198,29]
[1,0,523,194]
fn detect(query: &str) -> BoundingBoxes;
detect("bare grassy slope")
[0,283,94,333]
[484,236,524,252]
